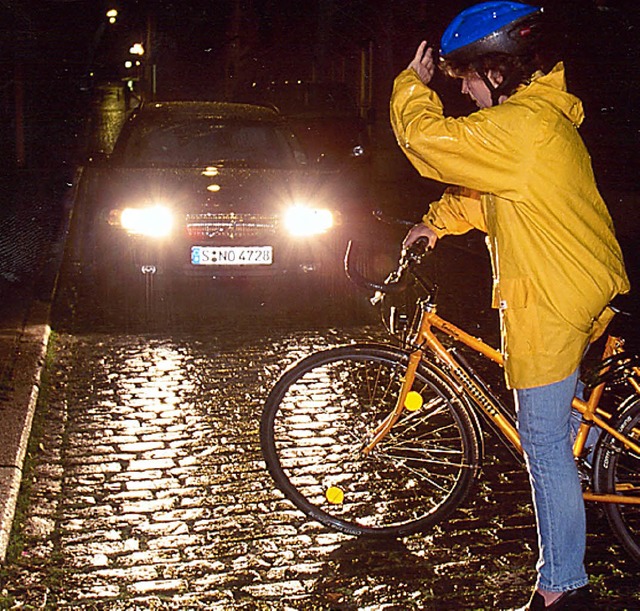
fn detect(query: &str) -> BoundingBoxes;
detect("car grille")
[186,213,278,240]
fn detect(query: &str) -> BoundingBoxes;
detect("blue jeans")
[514,369,589,593]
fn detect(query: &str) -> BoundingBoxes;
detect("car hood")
[91,165,338,215]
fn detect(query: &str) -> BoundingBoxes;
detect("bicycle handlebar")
[344,237,432,296]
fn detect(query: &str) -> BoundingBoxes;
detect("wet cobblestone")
[1,293,639,610]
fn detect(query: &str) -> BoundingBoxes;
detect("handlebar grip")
[405,236,431,258]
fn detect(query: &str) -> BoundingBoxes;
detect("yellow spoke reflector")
[404,391,423,411]
[326,486,344,504]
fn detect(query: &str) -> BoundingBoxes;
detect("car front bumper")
[91,224,348,283]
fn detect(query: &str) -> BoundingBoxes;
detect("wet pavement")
[1,259,639,610]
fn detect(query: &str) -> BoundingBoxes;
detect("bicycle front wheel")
[260,344,481,537]
[592,394,640,563]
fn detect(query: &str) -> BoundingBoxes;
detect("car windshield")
[115,117,307,169]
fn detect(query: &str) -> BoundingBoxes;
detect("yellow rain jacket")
[390,63,630,389]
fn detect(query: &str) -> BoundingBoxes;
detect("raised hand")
[407,41,435,86]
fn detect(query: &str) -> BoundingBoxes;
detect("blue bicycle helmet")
[440,1,543,63]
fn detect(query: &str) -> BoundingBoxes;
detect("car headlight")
[283,205,334,237]
[110,205,174,238]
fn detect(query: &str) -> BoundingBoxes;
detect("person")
[390,2,630,610]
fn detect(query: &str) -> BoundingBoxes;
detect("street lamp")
[129,42,144,56]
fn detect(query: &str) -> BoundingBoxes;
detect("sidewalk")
[0,168,80,562]
[0,287,52,562]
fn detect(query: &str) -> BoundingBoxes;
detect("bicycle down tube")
[416,302,522,453]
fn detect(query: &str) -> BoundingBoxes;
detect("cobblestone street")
[0,78,638,611]
[1,2,640,608]
[1,281,639,610]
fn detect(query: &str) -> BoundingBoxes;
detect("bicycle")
[259,233,640,563]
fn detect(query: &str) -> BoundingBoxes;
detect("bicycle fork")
[361,348,423,456]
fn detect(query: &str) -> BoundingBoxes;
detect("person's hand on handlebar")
[403,223,438,251]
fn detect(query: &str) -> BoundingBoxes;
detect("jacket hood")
[517,62,585,127]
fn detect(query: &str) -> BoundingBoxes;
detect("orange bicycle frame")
[364,301,640,505]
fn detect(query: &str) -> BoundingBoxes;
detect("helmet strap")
[476,68,523,107]
[471,61,502,106]
[477,71,502,107]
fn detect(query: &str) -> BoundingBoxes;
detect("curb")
[0,298,52,562]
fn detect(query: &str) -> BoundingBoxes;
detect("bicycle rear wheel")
[592,395,640,563]
[260,344,481,537]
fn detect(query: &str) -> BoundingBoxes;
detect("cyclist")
[390,2,630,610]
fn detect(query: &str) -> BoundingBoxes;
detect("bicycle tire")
[260,343,481,537]
[592,394,640,563]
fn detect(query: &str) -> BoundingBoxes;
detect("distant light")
[106,9,118,24]
[124,60,133,69]
[130,43,145,56]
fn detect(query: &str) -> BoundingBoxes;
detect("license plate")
[191,245,273,266]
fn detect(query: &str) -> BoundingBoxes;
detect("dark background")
[1,0,639,180]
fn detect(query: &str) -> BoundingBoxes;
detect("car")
[66,100,374,313]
